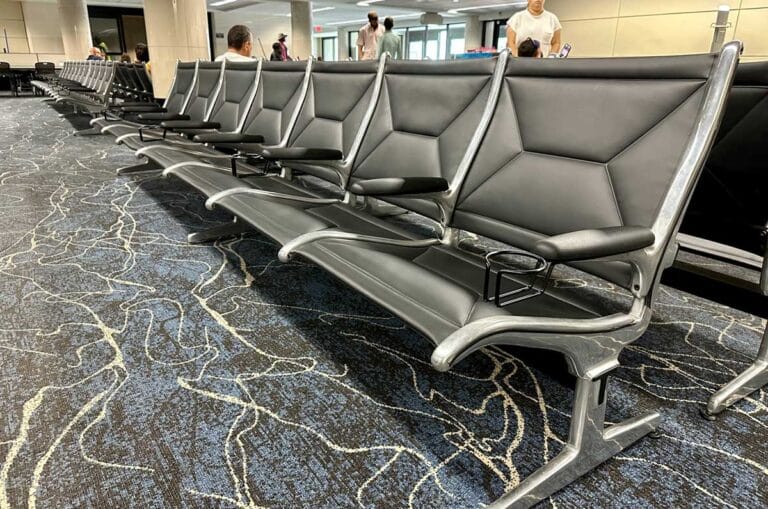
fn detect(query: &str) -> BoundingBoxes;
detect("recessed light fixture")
[356,0,384,6]
[447,1,525,14]
[313,6,335,12]
[210,0,237,7]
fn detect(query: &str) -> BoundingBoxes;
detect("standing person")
[357,11,384,61]
[134,42,151,73]
[215,25,253,62]
[377,17,401,59]
[277,33,291,61]
[506,0,561,57]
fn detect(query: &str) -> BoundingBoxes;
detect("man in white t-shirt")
[215,25,254,62]
[506,0,562,57]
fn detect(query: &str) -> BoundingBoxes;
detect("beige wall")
[144,0,210,98]
[0,0,30,53]
[21,1,64,54]
[544,0,768,59]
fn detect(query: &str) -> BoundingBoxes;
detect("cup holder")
[483,250,554,307]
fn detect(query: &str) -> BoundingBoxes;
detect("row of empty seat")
[40,43,753,507]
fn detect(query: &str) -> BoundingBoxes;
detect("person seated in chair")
[518,38,542,58]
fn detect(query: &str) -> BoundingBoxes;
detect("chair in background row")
[677,60,768,417]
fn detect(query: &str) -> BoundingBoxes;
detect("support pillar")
[143,0,210,99]
[290,0,312,60]
[337,28,349,61]
[465,15,482,52]
[58,0,92,61]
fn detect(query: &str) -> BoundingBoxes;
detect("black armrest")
[122,105,164,113]
[161,120,221,130]
[259,147,343,161]
[531,226,655,263]
[192,132,264,144]
[348,177,449,196]
[138,112,189,121]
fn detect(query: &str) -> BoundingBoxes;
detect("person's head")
[383,17,394,31]
[119,53,131,63]
[368,11,379,29]
[227,25,253,56]
[518,38,541,57]
[278,32,288,43]
[134,43,149,63]
[272,42,281,52]
[528,0,545,14]
[88,47,101,58]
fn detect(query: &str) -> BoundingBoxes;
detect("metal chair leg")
[489,376,659,508]
[706,323,768,416]
[187,218,250,244]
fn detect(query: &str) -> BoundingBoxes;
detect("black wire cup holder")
[483,250,555,307]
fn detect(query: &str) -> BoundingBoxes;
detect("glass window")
[448,23,465,56]
[425,25,446,60]
[90,18,122,55]
[348,31,358,60]
[406,26,425,60]
[322,37,337,61]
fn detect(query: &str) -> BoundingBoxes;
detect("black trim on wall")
[87,5,145,56]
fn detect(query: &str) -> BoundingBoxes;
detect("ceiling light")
[447,1,525,14]
[327,18,369,26]
[356,0,383,6]
[313,6,335,12]
[210,0,238,6]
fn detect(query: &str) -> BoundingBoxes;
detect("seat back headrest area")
[183,61,223,120]
[208,61,260,132]
[242,61,308,145]
[288,60,379,159]
[165,62,197,113]
[453,52,719,288]
[348,58,497,219]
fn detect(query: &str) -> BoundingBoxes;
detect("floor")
[0,98,766,508]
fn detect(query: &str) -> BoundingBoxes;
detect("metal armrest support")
[205,188,344,211]
[431,299,648,378]
[278,230,441,263]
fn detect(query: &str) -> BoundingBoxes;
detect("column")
[464,15,482,52]
[290,0,312,61]
[337,28,348,61]
[58,0,92,60]
[143,0,209,98]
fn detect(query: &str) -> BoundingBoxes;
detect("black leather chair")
[193,44,740,507]
[677,60,768,416]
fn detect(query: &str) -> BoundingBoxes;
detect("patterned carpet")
[0,98,766,508]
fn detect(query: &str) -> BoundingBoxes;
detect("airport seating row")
[67,44,744,507]
[677,60,768,417]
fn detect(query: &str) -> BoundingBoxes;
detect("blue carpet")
[0,98,766,508]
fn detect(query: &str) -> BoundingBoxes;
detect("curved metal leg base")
[706,324,768,416]
[73,127,103,136]
[489,377,659,509]
[116,158,162,175]
[187,219,249,244]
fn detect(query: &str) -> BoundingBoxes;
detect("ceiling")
[82,0,527,28]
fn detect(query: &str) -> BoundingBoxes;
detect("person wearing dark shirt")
[270,42,282,61]
[517,38,542,58]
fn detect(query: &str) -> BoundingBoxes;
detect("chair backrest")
[682,60,768,255]
[452,47,740,292]
[35,62,55,74]
[164,61,197,114]
[205,60,261,133]
[286,59,382,185]
[181,60,224,121]
[240,60,310,146]
[0,62,10,72]
[133,63,153,96]
[347,57,502,220]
